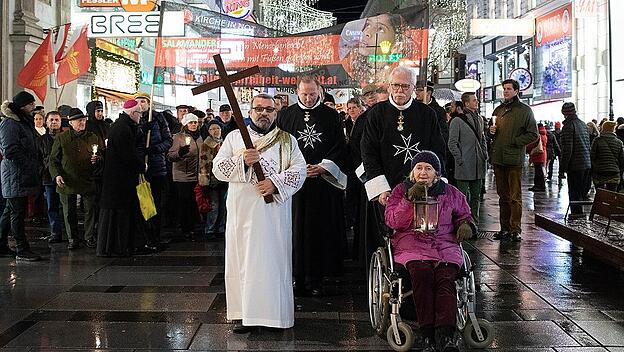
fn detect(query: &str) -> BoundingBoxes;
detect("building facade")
[1,0,73,109]
[462,0,611,123]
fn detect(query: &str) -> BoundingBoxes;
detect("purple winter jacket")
[384,181,473,267]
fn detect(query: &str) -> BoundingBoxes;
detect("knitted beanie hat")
[561,102,576,116]
[13,91,35,108]
[410,150,441,173]
[181,113,199,126]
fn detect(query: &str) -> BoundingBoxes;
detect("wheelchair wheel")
[368,248,390,337]
[463,318,494,349]
[456,277,469,330]
[386,322,414,352]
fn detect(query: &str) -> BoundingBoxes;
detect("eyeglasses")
[391,83,413,91]
[252,106,276,113]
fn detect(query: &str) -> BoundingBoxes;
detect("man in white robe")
[213,93,306,333]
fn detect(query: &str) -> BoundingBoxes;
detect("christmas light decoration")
[428,0,468,74]
[258,0,336,34]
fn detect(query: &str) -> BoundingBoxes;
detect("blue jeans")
[205,188,226,234]
[44,185,63,237]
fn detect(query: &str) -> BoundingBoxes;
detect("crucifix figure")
[191,54,273,203]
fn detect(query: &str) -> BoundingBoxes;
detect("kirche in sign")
[221,0,253,19]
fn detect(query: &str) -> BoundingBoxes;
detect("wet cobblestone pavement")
[1,167,624,351]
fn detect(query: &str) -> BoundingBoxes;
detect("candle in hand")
[185,136,191,145]
[91,144,98,156]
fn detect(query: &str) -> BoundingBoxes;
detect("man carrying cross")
[193,55,306,333]
[213,94,306,332]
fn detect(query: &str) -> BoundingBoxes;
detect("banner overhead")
[154,1,428,88]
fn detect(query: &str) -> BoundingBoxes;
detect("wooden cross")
[191,54,273,203]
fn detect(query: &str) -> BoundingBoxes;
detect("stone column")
[9,0,42,100]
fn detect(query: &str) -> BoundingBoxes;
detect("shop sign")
[96,39,139,61]
[367,53,403,63]
[221,0,253,20]
[470,19,535,36]
[495,36,517,52]
[535,4,572,47]
[575,0,597,18]
[79,0,156,12]
[73,11,184,37]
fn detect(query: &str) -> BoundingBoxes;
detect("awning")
[95,87,135,101]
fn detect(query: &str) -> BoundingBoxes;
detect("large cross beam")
[191,54,273,203]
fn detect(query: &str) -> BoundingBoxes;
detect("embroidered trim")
[218,158,237,179]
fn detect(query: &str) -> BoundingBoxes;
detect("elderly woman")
[385,151,475,352]
[198,120,226,239]
[168,113,203,238]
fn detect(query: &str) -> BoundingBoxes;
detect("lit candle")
[91,144,98,156]
[491,115,496,126]
[104,139,108,147]
[185,136,191,145]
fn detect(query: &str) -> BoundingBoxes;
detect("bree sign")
[73,12,160,37]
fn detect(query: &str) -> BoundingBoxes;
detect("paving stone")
[41,292,216,312]
[574,321,624,346]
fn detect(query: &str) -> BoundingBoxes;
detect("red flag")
[17,32,54,102]
[53,23,71,62]
[56,25,91,86]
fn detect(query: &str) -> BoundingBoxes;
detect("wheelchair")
[368,235,494,351]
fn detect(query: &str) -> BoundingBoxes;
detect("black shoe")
[67,240,81,250]
[310,288,323,297]
[15,250,41,262]
[233,321,254,334]
[421,337,435,352]
[510,232,522,242]
[85,239,97,249]
[48,236,63,244]
[528,186,535,191]
[436,327,459,352]
[493,230,510,240]
[0,245,16,258]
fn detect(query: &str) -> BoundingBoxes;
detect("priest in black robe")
[277,76,348,297]
[360,67,446,261]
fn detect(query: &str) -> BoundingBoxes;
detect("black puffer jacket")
[590,132,624,180]
[0,101,40,197]
[139,110,172,178]
[560,115,591,172]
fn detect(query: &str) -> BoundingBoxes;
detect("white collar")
[389,96,413,111]
[297,97,321,110]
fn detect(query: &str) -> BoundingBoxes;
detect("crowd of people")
[2,70,623,350]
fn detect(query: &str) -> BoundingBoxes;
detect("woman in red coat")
[526,123,548,192]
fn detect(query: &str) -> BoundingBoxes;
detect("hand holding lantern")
[412,182,439,233]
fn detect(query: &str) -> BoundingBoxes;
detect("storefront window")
[506,55,516,78]
[518,43,532,70]
[485,59,495,87]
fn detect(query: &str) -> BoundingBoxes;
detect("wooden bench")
[535,189,624,269]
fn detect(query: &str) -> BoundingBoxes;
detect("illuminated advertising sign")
[72,11,184,38]
[80,0,156,11]
[221,0,253,19]
[535,4,572,47]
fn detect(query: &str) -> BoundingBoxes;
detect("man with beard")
[277,76,349,296]
[360,67,446,261]
[85,100,110,142]
[135,92,172,248]
[213,93,306,333]
[0,91,42,260]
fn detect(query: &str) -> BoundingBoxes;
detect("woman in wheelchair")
[385,151,475,352]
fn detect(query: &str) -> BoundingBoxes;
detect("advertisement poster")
[533,4,573,100]
[155,1,428,88]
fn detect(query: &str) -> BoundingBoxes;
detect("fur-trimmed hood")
[0,101,21,122]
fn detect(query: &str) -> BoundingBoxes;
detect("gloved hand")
[407,182,426,202]
[178,145,190,157]
[456,222,473,242]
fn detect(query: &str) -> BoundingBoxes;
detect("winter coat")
[489,96,539,167]
[590,132,624,182]
[198,135,222,187]
[546,130,561,160]
[616,124,624,144]
[385,180,473,268]
[85,101,110,143]
[428,97,449,143]
[139,110,173,178]
[100,113,145,209]
[526,126,548,164]
[447,110,487,180]
[49,129,104,195]
[560,115,591,172]
[36,129,62,186]
[0,101,41,198]
[167,132,203,183]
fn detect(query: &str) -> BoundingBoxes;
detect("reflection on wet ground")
[1,166,624,351]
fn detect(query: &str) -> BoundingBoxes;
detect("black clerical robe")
[359,98,446,263]
[277,101,348,285]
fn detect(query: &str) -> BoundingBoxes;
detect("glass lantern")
[412,186,439,233]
